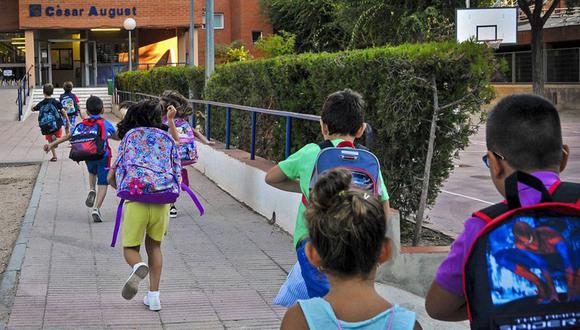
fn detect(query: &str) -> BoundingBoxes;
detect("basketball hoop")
[484,39,503,49]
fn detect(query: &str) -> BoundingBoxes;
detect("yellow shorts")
[122,202,170,247]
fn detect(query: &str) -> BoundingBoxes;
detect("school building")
[0,0,272,87]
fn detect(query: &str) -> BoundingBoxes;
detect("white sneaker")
[169,205,177,218]
[122,262,149,300]
[91,208,103,223]
[143,291,161,311]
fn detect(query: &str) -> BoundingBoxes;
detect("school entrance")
[36,30,131,88]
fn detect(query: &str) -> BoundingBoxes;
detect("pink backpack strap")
[111,199,125,247]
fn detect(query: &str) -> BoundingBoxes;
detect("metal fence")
[115,90,320,160]
[494,47,580,84]
[16,70,32,121]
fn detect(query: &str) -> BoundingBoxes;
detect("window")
[202,13,225,30]
[252,31,263,43]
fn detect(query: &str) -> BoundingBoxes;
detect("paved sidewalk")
[0,115,467,329]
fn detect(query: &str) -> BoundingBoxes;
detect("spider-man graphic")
[495,221,580,303]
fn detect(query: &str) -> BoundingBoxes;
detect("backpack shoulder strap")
[552,181,580,204]
[181,183,205,216]
[472,202,509,224]
[318,140,334,150]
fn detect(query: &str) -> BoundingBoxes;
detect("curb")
[0,161,48,330]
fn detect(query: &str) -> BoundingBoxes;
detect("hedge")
[116,41,497,220]
[116,66,205,99]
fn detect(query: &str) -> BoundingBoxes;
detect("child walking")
[59,81,83,128]
[159,90,213,218]
[108,100,179,311]
[44,96,117,222]
[33,83,69,162]
[281,169,420,330]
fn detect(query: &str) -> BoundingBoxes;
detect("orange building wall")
[0,0,20,32]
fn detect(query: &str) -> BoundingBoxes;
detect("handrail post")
[285,116,292,159]
[250,111,257,160]
[205,104,212,141]
[17,86,22,121]
[225,107,231,149]
[190,102,196,129]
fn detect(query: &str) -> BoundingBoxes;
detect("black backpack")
[464,171,580,329]
[38,100,62,135]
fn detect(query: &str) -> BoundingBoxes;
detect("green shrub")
[116,66,205,99]
[116,41,498,222]
[255,31,297,57]
[203,41,497,220]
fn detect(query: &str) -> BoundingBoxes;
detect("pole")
[205,0,215,81]
[189,0,195,67]
[128,30,132,71]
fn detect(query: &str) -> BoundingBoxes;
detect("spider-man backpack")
[464,171,580,329]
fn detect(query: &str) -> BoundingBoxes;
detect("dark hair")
[116,99,167,139]
[119,100,136,110]
[86,96,104,115]
[321,89,365,136]
[63,81,73,93]
[43,83,54,96]
[305,169,386,278]
[486,94,563,171]
[160,90,193,118]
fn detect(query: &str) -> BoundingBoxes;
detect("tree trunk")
[413,76,439,246]
[531,23,545,96]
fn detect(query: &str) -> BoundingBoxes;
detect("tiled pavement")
[1,115,296,329]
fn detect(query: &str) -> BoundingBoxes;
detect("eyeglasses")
[482,151,505,168]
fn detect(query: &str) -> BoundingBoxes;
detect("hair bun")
[310,169,352,211]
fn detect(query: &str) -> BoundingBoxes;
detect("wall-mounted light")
[90,28,121,32]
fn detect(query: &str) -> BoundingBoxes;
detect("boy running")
[59,81,83,128]
[33,83,69,162]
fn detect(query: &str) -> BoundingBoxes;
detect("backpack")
[38,100,62,135]
[164,117,199,166]
[464,171,580,330]
[110,127,205,247]
[302,140,382,206]
[61,93,78,116]
[68,118,107,162]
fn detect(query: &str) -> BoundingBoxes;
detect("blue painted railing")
[115,90,320,160]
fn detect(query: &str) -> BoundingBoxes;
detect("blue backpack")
[60,93,78,116]
[38,100,62,135]
[302,140,382,206]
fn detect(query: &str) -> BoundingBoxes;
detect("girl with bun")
[281,169,421,330]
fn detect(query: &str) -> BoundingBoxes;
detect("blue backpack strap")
[111,199,125,247]
[181,183,205,216]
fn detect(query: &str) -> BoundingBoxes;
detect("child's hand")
[43,144,51,153]
[207,140,216,145]
[167,105,177,121]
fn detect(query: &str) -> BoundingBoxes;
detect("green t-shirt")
[278,139,390,247]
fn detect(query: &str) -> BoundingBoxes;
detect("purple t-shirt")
[434,171,561,296]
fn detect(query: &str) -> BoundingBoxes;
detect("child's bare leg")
[88,173,97,191]
[50,147,57,159]
[123,246,142,267]
[145,235,163,292]
[95,184,108,209]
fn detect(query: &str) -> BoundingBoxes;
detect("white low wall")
[193,143,301,235]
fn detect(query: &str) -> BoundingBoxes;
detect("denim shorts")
[86,156,109,185]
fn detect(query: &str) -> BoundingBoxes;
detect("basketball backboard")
[456,7,518,45]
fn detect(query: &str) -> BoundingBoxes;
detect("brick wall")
[0,0,20,32]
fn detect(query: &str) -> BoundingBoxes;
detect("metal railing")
[115,90,320,160]
[16,69,32,121]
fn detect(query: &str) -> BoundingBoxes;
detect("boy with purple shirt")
[425,94,573,322]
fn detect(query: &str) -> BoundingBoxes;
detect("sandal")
[49,157,57,162]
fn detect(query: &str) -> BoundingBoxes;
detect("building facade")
[0,0,272,87]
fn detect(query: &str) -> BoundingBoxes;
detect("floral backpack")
[110,127,204,247]
[163,117,198,165]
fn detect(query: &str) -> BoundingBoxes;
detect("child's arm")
[265,165,301,193]
[43,133,71,152]
[107,167,117,189]
[425,282,467,321]
[280,304,308,330]
[193,129,215,145]
[166,106,180,144]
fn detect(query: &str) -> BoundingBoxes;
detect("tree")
[255,31,296,57]
[518,0,577,95]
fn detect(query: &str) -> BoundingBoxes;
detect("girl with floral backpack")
[107,100,204,311]
[160,90,214,218]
